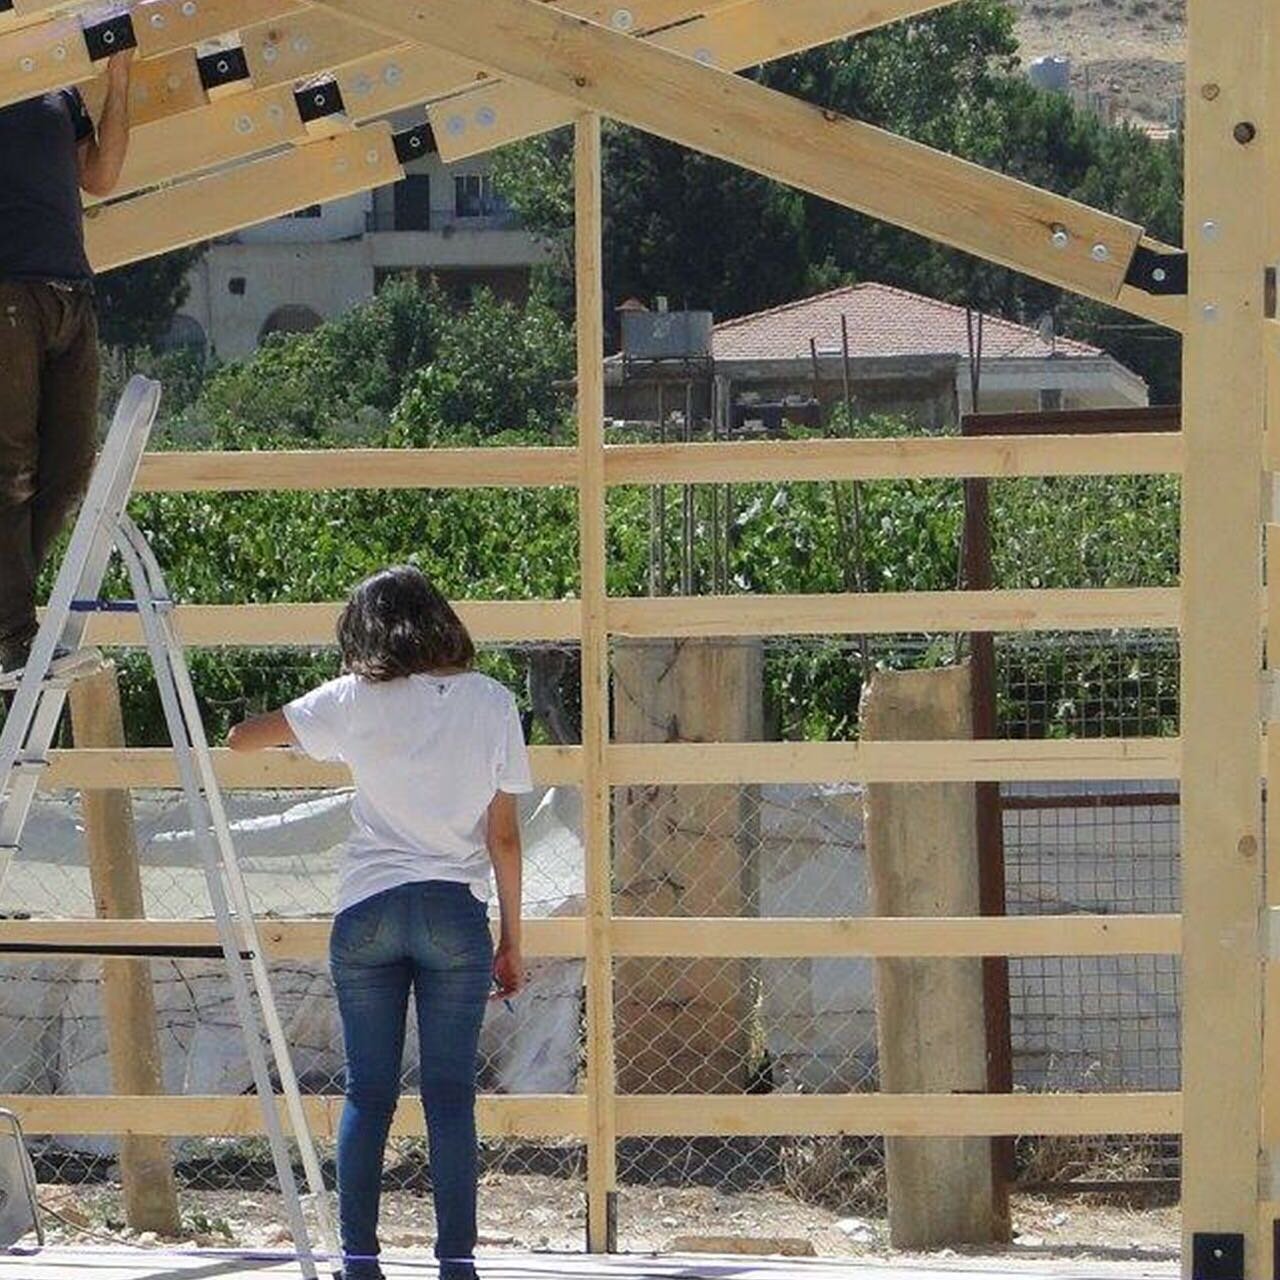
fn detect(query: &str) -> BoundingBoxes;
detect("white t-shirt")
[284,671,533,914]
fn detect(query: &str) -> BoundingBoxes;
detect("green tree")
[95,247,204,349]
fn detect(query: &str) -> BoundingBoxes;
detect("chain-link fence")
[0,629,1183,1249]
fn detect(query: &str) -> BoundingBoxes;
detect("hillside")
[1009,0,1186,126]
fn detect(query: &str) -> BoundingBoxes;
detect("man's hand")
[492,942,525,1000]
[106,49,134,90]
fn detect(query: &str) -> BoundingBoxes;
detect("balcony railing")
[365,205,523,233]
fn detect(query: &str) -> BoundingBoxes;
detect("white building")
[171,145,551,362]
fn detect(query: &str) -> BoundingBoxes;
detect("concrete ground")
[0,1247,1180,1280]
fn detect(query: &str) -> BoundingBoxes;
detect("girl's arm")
[228,709,298,753]
[486,791,525,998]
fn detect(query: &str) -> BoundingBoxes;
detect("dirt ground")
[1010,0,1186,126]
[32,1178,1180,1265]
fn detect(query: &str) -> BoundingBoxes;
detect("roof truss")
[3,0,1184,327]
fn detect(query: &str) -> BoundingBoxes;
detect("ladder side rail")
[117,516,339,1255]
[114,526,321,1280]
[0,378,162,888]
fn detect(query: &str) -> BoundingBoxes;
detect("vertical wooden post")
[1264,527,1280,1279]
[575,112,617,1254]
[68,664,181,1237]
[1180,1,1270,1274]
[960,451,1013,1241]
[1258,82,1280,1275]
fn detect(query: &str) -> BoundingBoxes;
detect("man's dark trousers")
[0,280,98,666]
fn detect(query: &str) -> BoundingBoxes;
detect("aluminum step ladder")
[0,376,335,1278]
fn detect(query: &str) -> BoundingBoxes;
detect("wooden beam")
[129,434,1182,495]
[134,446,578,492]
[574,112,617,1256]
[608,914,1181,958]
[42,745,583,789]
[64,600,583,646]
[0,916,587,959]
[0,913,1180,960]
[84,0,751,203]
[1,1089,1178,1140]
[85,125,405,273]
[60,589,1177,649]
[605,738,1181,785]
[3,1094,589,1140]
[604,433,1185,484]
[613,1092,1182,1139]
[432,0,953,162]
[606,588,1179,637]
[39,738,1182,791]
[312,0,1180,324]
[1179,0,1269,1271]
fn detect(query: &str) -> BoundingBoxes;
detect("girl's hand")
[492,942,525,1000]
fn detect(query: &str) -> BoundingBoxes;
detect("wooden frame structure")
[0,0,1271,1273]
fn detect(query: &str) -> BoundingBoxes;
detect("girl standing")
[230,566,531,1280]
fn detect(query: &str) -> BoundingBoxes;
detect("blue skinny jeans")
[329,880,493,1280]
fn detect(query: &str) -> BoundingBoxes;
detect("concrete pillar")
[861,663,999,1248]
[613,638,763,1093]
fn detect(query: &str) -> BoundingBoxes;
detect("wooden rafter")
[309,0,1183,326]
[430,0,956,163]
[93,0,939,214]
[85,124,405,270]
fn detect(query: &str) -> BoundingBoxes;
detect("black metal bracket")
[294,79,345,124]
[393,122,438,165]
[197,46,250,92]
[84,12,137,61]
[1124,243,1189,296]
[1193,1232,1245,1280]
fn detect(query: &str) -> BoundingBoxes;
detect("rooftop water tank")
[1028,54,1072,94]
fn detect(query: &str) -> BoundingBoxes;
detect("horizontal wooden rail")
[40,738,1180,790]
[63,589,1180,648]
[42,746,582,790]
[0,913,1181,960]
[605,739,1181,784]
[2,1091,1182,1139]
[130,433,1183,494]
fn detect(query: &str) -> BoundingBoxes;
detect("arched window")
[157,314,208,361]
[259,305,324,342]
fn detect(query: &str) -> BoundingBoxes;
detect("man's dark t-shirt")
[0,90,94,284]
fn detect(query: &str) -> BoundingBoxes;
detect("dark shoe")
[333,1263,385,1280]
[441,1265,478,1280]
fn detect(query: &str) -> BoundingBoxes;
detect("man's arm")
[78,52,132,197]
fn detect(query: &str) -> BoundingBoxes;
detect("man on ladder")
[0,50,133,679]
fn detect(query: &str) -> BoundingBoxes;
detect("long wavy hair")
[337,566,475,682]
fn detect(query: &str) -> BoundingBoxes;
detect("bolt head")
[1202,82,1220,100]
[1090,243,1110,263]
[1050,227,1070,249]
[1202,303,1219,321]
[19,57,34,72]
[476,106,496,128]
[610,8,634,30]
[1234,121,1258,145]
